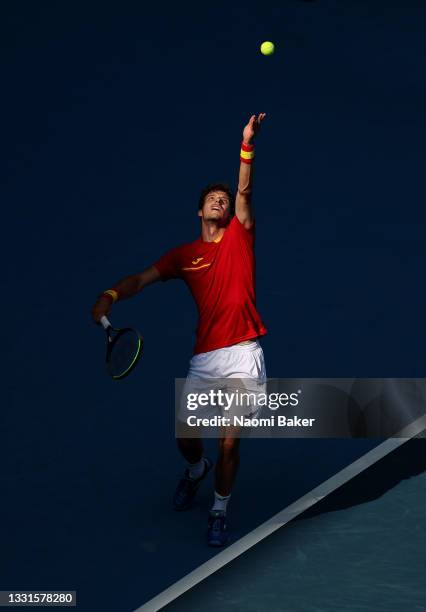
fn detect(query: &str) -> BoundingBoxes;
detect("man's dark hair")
[198,183,235,216]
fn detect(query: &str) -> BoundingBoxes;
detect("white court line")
[134,414,426,612]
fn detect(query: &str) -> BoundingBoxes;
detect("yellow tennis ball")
[260,41,275,56]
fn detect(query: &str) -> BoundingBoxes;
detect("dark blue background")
[2,1,425,610]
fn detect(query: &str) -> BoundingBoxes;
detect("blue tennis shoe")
[172,457,213,511]
[207,510,230,547]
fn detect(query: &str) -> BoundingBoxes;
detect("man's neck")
[200,220,227,243]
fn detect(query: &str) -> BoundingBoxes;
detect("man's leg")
[177,435,203,465]
[215,435,241,497]
[173,423,212,511]
[176,420,205,474]
[207,432,241,546]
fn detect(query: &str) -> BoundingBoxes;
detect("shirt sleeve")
[229,215,255,243]
[153,247,181,282]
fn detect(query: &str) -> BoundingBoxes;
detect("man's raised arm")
[91,265,160,324]
[235,113,266,229]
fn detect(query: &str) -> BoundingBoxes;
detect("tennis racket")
[100,316,143,380]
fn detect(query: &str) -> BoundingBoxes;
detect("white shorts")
[177,339,267,424]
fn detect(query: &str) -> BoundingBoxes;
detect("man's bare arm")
[91,265,161,323]
[235,113,266,229]
[107,265,160,299]
[236,152,255,228]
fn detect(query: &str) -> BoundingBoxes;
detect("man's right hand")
[91,295,113,324]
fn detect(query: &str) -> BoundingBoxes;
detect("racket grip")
[100,315,112,330]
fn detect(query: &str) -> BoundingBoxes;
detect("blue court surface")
[2,1,426,610]
[162,437,426,612]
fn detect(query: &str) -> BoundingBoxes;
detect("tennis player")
[91,113,268,546]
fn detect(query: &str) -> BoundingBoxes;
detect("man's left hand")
[242,113,266,145]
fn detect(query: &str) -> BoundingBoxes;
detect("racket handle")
[100,315,112,330]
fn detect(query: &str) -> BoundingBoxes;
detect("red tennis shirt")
[153,215,267,355]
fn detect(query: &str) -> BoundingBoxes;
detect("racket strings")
[108,330,142,378]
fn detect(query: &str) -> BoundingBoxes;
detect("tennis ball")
[260,41,275,56]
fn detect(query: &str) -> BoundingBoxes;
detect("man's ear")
[197,209,202,218]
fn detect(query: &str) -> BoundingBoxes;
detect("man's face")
[199,190,231,223]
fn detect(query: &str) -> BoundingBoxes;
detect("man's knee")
[218,436,240,459]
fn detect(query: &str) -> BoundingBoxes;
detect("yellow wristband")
[240,149,255,160]
[103,289,119,303]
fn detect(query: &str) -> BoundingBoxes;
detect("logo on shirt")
[182,256,211,272]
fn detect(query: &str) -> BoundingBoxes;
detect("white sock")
[211,491,231,514]
[188,458,205,480]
